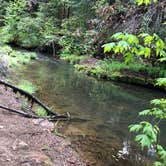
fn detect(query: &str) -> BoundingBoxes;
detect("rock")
[39,119,55,131]
[32,119,54,131]
[0,125,4,129]
[12,139,29,151]
[32,118,44,125]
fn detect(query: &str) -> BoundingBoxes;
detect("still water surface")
[11,55,166,166]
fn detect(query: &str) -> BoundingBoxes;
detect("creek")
[9,55,166,166]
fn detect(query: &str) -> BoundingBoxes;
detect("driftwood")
[0,80,68,119]
[0,104,38,118]
[0,80,90,122]
[0,104,90,122]
[0,104,72,120]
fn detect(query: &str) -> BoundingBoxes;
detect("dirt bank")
[0,85,86,166]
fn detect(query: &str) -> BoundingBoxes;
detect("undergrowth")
[75,59,166,80]
[36,107,48,117]
[0,45,37,67]
[61,54,89,64]
[18,80,37,94]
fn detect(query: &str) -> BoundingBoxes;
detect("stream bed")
[9,55,166,166]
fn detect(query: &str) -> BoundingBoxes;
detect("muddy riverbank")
[0,77,86,166]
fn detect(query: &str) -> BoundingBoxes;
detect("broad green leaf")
[156,78,166,86]
[129,124,142,132]
[112,32,124,40]
[139,109,150,116]
[158,57,166,62]
[102,43,115,53]
[135,134,151,149]
[142,125,157,142]
[144,35,153,45]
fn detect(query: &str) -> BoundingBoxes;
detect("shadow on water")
[10,55,166,166]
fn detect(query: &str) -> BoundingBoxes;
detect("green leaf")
[137,0,144,5]
[102,43,115,53]
[142,125,157,142]
[154,161,162,166]
[158,57,166,62]
[139,33,149,38]
[139,109,150,116]
[135,134,152,149]
[144,35,153,45]
[144,47,151,58]
[118,41,130,50]
[156,78,166,86]
[112,32,124,40]
[129,124,142,132]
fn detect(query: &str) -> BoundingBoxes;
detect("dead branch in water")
[0,79,68,118]
[0,80,90,122]
[0,104,38,118]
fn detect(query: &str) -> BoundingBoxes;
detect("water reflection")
[11,56,166,166]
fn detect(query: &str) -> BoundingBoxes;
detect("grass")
[18,80,37,94]
[36,107,48,117]
[75,59,166,86]
[0,44,37,67]
[60,54,89,64]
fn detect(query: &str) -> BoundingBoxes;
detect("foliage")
[36,107,48,117]
[0,0,9,25]
[137,0,158,6]
[0,0,56,48]
[18,80,37,94]
[0,45,37,67]
[102,32,166,64]
[75,59,166,85]
[129,78,166,166]
[1,0,27,43]
[61,54,89,64]
[59,16,95,56]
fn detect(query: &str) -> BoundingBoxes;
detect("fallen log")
[0,104,38,118]
[0,104,70,120]
[0,80,67,118]
[0,80,90,122]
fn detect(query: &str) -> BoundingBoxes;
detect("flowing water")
[10,55,166,166]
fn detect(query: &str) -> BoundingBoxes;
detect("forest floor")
[0,85,86,166]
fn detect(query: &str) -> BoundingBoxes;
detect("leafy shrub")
[129,78,166,166]
[59,16,95,56]
[102,32,166,64]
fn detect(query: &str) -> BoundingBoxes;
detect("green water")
[12,55,166,166]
